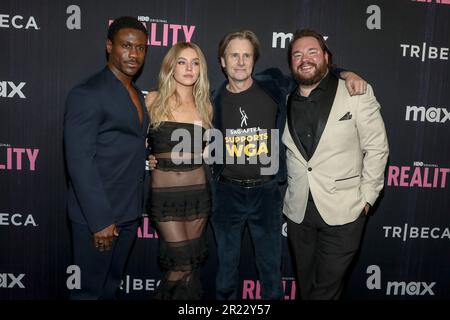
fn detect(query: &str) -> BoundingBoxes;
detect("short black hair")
[107,16,147,42]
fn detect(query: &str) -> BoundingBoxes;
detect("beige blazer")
[282,79,389,226]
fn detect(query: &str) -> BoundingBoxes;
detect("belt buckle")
[241,178,261,188]
[241,179,253,188]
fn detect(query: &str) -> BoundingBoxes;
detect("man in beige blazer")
[283,29,389,300]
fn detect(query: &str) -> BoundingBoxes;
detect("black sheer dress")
[147,121,211,299]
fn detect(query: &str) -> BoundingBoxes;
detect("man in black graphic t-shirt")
[221,82,277,179]
[211,30,367,300]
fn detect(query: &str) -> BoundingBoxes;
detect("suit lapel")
[310,79,346,161]
[309,75,338,158]
[137,89,150,135]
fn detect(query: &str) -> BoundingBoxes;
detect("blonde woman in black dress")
[145,42,213,299]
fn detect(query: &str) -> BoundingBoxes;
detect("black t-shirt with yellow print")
[220,82,277,179]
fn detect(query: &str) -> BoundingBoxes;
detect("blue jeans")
[211,179,283,300]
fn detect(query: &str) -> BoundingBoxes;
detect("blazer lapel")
[309,75,338,158]
[136,89,149,135]
[310,79,347,163]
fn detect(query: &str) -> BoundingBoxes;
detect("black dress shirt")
[290,72,338,160]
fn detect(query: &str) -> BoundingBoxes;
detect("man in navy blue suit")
[64,16,149,299]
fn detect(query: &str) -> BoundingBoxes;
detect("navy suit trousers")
[70,219,139,300]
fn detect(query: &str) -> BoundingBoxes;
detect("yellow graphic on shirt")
[225,129,269,158]
[226,142,269,157]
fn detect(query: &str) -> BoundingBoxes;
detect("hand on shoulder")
[340,71,368,96]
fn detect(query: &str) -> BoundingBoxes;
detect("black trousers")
[287,201,366,300]
[70,219,139,300]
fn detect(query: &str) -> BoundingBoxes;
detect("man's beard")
[293,61,328,86]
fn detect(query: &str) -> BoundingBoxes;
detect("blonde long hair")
[149,42,212,128]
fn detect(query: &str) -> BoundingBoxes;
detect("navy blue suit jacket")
[64,67,149,233]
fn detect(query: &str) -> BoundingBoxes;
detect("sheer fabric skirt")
[150,159,211,300]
